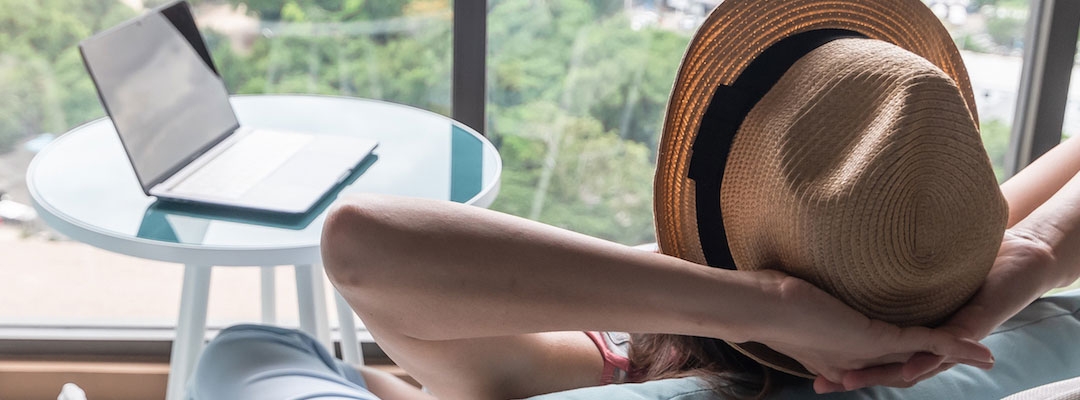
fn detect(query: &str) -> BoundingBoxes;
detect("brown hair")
[628,334,803,399]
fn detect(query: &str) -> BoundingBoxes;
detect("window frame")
[1006,0,1080,174]
[5,0,1078,357]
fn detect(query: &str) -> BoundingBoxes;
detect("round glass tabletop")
[27,95,501,266]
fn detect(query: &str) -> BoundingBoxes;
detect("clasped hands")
[754,230,1059,394]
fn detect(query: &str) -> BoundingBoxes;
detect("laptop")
[78,1,377,215]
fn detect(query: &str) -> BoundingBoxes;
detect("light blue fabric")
[529,377,717,400]
[190,290,1080,399]
[188,324,376,400]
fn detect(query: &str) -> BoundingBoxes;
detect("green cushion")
[529,289,1080,400]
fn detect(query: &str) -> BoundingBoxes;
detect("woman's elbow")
[321,194,396,291]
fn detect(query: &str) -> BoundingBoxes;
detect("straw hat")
[653,0,1009,378]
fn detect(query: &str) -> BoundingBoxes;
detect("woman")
[317,3,1014,399]
[188,123,1080,400]
[196,0,1080,398]
[315,131,1080,400]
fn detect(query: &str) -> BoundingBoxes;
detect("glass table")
[26,94,501,400]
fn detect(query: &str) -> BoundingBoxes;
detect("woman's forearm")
[1012,166,1080,289]
[322,194,778,343]
[1002,135,1080,227]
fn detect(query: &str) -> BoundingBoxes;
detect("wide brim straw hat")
[653,0,1009,378]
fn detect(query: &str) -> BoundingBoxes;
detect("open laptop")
[78,1,377,215]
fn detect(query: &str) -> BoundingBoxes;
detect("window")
[485,0,698,245]
[0,0,448,334]
[930,0,1031,181]
[483,0,1032,247]
[0,0,1055,341]
[1061,24,1080,141]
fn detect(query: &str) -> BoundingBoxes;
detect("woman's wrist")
[1008,165,1080,290]
[669,266,785,344]
[1006,225,1071,290]
[716,268,789,344]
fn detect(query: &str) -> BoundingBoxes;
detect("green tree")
[0,0,134,152]
[225,0,405,21]
[490,101,656,244]
[484,0,693,242]
[561,15,687,150]
[986,14,1025,49]
[4,0,688,243]
[980,118,1012,182]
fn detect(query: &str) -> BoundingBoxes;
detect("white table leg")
[166,264,212,400]
[335,291,364,365]
[295,264,331,350]
[260,266,276,324]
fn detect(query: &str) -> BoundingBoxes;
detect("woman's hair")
[628,334,803,399]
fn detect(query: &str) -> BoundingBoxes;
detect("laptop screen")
[79,3,238,192]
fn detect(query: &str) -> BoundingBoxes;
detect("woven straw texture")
[654,0,977,269]
[722,38,1004,327]
[653,0,1008,378]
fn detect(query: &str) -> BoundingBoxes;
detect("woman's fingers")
[835,352,991,392]
[893,325,993,365]
[902,353,947,382]
[814,325,993,393]
[813,376,847,394]
[841,363,909,391]
[835,354,940,391]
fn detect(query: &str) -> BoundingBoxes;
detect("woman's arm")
[321,194,991,399]
[1001,135,1080,227]
[357,366,436,400]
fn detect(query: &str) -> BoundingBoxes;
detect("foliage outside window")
[0,0,1043,331]
[933,0,1030,180]
[2,0,687,246]
[1,0,1030,255]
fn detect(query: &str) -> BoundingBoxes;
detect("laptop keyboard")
[170,130,314,200]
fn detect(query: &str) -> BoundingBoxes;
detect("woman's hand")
[937,229,1060,339]
[746,271,995,393]
[830,230,1063,391]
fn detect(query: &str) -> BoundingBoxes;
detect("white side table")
[27,95,502,400]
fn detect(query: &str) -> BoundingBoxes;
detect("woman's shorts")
[187,324,375,400]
